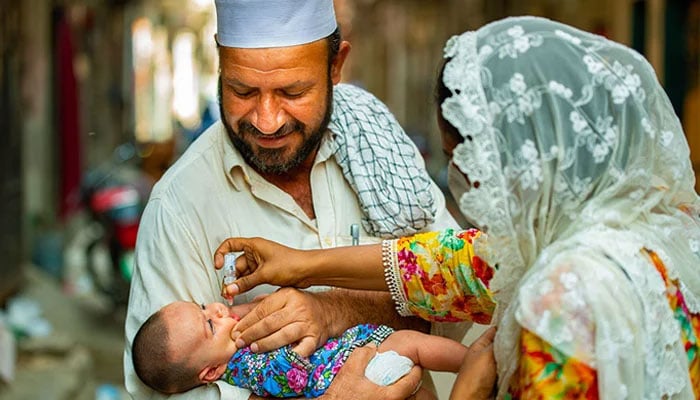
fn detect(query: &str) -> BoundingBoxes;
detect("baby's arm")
[378,330,467,373]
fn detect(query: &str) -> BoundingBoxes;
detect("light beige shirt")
[124,121,462,399]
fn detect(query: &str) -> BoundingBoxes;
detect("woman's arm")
[229,287,430,356]
[215,237,387,295]
[216,229,496,323]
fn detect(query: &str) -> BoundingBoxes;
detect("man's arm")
[319,288,430,334]
[232,287,428,357]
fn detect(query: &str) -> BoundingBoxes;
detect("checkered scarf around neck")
[329,83,436,238]
[442,16,700,398]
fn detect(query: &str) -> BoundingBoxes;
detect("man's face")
[218,38,334,175]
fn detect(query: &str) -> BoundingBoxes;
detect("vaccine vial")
[223,253,237,284]
[221,252,237,304]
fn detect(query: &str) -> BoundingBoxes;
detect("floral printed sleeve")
[384,228,496,323]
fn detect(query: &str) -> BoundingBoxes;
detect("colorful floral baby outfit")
[222,324,393,397]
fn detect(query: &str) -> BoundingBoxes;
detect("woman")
[218,16,700,398]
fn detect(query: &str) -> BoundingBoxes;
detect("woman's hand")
[320,345,424,400]
[449,326,497,400]
[216,237,390,299]
[214,237,310,298]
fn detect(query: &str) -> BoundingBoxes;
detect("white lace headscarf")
[442,16,700,398]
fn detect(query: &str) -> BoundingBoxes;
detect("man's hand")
[449,327,497,400]
[320,345,424,400]
[231,287,331,357]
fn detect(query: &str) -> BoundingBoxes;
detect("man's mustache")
[238,120,305,139]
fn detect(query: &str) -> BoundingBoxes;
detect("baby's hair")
[132,307,200,394]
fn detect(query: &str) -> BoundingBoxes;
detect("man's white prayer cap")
[215,0,338,48]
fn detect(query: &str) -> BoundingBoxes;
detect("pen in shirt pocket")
[350,223,360,246]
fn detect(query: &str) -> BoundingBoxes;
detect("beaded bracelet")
[382,239,412,316]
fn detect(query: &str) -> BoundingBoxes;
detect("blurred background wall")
[0,0,698,398]
[0,0,700,296]
[1,0,699,325]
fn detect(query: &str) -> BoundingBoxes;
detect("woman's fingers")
[470,326,496,351]
[215,236,305,296]
[216,237,269,296]
[213,237,248,269]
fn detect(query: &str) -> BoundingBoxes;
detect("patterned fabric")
[222,324,393,398]
[388,228,700,399]
[507,329,598,400]
[646,249,700,399]
[440,16,700,398]
[330,83,436,238]
[388,228,495,324]
[506,250,700,399]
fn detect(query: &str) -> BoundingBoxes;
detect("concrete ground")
[0,266,128,400]
[0,265,485,400]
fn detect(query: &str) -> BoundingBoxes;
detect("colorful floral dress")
[222,324,393,397]
[390,229,700,399]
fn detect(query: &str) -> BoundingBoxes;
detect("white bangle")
[382,239,411,316]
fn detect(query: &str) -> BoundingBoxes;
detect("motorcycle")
[79,142,152,306]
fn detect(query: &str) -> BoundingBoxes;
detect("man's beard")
[219,78,333,175]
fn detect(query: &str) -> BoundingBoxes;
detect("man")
[123,1,465,399]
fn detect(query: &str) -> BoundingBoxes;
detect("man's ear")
[330,41,351,85]
[199,363,228,383]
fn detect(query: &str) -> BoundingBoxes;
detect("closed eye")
[208,319,215,335]
[233,89,255,98]
[281,89,305,99]
[201,303,215,335]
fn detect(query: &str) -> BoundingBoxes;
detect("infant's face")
[163,301,240,370]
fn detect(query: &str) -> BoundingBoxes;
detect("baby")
[132,301,468,397]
